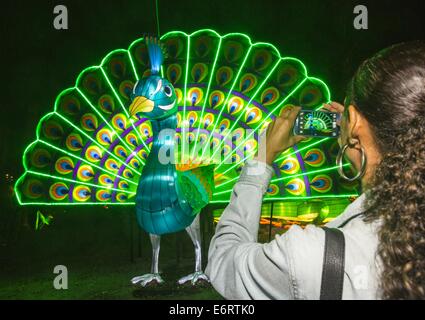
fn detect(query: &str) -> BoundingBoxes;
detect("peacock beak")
[129,96,154,116]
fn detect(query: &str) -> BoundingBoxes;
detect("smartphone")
[293,110,340,138]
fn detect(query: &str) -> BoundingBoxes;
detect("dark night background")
[0,0,424,299]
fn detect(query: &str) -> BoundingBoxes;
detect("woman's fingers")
[330,101,345,113]
[322,102,344,126]
[287,106,301,122]
[321,103,332,112]
[280,105,301,120]
[322,103,336,112]
[273,106,300,140]
[266,119,276,139]
[292,135,307,145]
[323,101,345,113]
[267,105,300,139]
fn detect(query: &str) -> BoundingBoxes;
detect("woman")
[205,41,425,300]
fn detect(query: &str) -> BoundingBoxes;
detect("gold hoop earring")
[336,144,367,182]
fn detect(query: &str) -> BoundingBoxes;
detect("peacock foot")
[131,273,164,287]
[177,271,210,286]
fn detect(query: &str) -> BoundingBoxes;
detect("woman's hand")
[257,105,306,166]
[322,101,345,126]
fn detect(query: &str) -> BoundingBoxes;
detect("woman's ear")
[346,104,363,145]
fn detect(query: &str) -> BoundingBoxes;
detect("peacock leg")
[131,234,164,287]
[177,215,210,285]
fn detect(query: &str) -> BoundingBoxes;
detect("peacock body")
[15,29,359,286]
[129,66,214,235]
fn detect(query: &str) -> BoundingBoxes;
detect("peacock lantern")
[14,29,359,287]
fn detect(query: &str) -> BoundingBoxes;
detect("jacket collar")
[325,193,368,228]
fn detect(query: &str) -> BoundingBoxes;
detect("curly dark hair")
[346,41,425,299]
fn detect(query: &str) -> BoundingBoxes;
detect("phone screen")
[294,110,339,138]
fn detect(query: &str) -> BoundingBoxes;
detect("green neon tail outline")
[15,28,343,207]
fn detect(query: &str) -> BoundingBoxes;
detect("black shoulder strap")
[338,212,364,228]
[320,227,345,300]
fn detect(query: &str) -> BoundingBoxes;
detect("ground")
[0,205,222,300]
[0,258,222,300]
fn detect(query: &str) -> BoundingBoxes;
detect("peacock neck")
[144,114,177,169]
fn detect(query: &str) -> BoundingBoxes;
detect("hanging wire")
[155,0,161,37]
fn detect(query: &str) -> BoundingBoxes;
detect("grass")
[0,205,223,300]
[0,258,222,300]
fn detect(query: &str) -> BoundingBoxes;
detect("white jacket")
[205,160,382,300]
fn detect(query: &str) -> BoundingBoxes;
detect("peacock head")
[129,37,177,120]
[129,75,177,120]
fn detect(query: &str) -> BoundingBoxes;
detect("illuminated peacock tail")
[15,29,358,224]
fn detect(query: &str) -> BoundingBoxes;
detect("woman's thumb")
[293,135,307,144]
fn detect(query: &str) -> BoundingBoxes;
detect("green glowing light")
[99,65,149,159]
[182,35,191,160]
[210,194,358,204]
[53,110,140,176]
[215,77,309,171]
[127,50,139,81]
[25,170,134,194]
[271,164,350,183]
[83,63,149,164]
[209,48,282,161]
[275,138,329,163]
[76,86,141,163]
[200,44,254,160]
[15,28,349,209]
[36,139,137,186]
[215,163,349,191]
[191,33,223,160]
